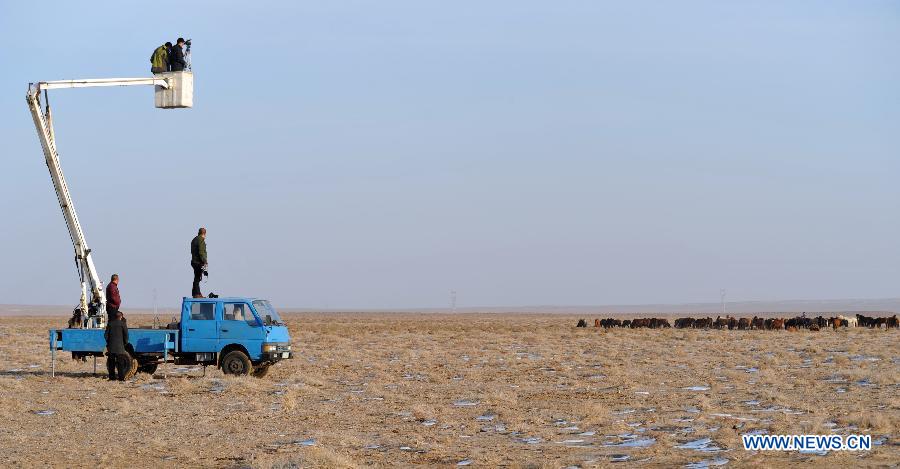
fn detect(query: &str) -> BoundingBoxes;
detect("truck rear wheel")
[124,355,139,380]
[137,363,158,375]
[221,351,252,376]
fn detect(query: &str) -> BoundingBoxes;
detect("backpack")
[150,45,168,73]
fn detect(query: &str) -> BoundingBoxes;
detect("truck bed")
[50,328,179,354]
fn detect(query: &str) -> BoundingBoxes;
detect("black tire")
[137,363,158,375]
[221,351,253,376]
[252,364,270,378]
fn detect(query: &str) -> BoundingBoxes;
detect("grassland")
[0,313,896,467]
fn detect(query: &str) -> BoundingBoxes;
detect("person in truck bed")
[106,274,121,318]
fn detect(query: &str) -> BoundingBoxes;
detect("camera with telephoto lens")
[185,39,192,51]
[202,268,208,277]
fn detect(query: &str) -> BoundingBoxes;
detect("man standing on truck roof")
[191,228,208,298]
[104,311,129,381]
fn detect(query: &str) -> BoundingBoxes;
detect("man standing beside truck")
[191,228,208,298]
[104,311,129,381]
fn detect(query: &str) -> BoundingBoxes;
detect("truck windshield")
[252,300,284,326]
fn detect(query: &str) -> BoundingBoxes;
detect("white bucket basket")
[154,71,193,108]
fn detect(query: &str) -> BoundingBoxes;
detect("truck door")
[219,302,263,360]
[181,301,219,352]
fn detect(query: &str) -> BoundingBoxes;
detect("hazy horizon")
[2,1,898,310]
[4,295,900,315]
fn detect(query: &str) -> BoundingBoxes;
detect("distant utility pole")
[153,288,158,316]
[720,288,726,315]
[450,290,457,313]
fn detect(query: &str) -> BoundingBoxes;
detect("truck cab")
[177,297,292,376]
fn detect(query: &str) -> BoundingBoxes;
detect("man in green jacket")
[150,42,171,73]
[191,227,207,298]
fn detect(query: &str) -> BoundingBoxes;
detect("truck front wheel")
[221,351,252,376]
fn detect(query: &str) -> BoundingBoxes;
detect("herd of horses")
[577,313,899,331]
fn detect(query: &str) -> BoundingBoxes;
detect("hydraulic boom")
[26,76,178,328]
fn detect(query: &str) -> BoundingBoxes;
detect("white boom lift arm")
[26,77,173,329]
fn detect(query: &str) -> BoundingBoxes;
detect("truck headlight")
[262,343,277,352]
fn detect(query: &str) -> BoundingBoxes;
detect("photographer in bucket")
[150,42,171,73]
[169,38,187,72]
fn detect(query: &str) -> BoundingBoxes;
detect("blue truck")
[49,297,292,378]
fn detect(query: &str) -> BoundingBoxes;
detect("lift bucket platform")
[154,71,193,108]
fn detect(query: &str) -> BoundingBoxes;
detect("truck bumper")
[263,351,292,361]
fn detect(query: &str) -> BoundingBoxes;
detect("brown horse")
[630,318,651,328]
[751,317,765,330]
[674,318,694,328]
[694,317,713,329]
[727,316,737,330]
[713,316,727,329]
[887,315,899,329]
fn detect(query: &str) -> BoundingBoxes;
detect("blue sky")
[1,1,898,309]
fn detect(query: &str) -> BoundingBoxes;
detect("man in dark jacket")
[104,311,130,381]
[105,274,123,379]
[169,38,187,72]
[191,227,208,298]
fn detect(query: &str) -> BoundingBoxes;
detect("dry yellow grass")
[0,313,896,467]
